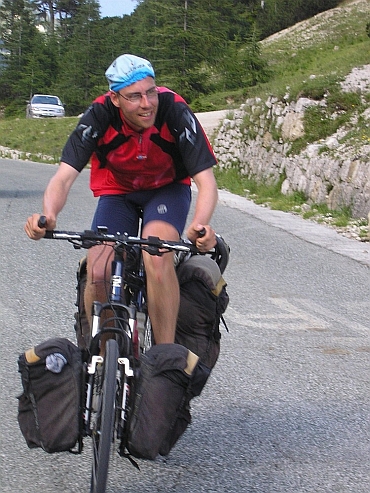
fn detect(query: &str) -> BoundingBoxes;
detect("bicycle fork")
[83,300,138,437]
[116,357,134,441]
[83,355,103,435]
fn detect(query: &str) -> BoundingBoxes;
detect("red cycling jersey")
[61,87,217,196]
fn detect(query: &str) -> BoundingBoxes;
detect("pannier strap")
[184,350,199,376]
[212,277,227,297]
[25,348,40,364]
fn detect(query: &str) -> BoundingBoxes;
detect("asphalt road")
[1,159,370,493]
[195,110,229,137]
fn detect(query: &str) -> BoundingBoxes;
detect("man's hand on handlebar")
[24,214,56,240]
[186,223,216,252]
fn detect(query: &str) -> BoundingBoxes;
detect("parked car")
[26,94,65,118]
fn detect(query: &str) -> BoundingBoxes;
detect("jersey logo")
[179,109,197,146]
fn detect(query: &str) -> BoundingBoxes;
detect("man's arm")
[186,167,218,251]
[24,162,79,239]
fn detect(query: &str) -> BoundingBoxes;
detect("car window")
[32,96,61,106]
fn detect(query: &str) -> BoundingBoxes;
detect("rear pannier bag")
[17,337,83,453]
[175,255,229,369]
[127,343,210,460]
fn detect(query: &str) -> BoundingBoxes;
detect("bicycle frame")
[83,242,147,446]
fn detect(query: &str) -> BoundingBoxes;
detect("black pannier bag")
[175,255,229,369]
[17,337,83,453]
[127,256,229,460]
[127,343,210,460]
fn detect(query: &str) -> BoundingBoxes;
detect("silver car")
[26,94,65,118]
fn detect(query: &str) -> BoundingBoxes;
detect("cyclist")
[25,53,218,345]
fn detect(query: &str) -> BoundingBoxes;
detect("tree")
[218,27,269,91]
[51,0,104,114]
[0,0,54,113]
[32,0,56,33]
[128,0,251,99]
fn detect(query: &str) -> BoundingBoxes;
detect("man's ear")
[110,91,120,108]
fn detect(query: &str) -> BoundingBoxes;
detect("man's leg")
[84,244,114,327]
[142,220,180,344]
[85,194,139,328]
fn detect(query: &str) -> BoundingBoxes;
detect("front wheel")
[90,339,119,493]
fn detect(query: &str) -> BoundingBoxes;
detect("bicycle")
[39,218,229,493]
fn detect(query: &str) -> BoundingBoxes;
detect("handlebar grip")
[38,215,54,238]
[198,227,206,237]
[38,215,47,229]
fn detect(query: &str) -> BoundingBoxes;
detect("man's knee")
[86,245,113,283]
[145,253,176,284]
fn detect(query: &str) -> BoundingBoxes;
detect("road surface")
[1,158,370,493]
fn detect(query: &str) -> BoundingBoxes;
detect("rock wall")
[213,68,370,218]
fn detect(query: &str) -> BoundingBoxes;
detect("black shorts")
[91,182,191,236]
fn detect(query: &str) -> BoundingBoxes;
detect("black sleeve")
[176,105,217,177]
[61,97,116,172]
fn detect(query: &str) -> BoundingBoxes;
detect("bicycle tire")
[90,339,119,493]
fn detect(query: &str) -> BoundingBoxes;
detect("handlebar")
[39,224,229,273]
[38,215,229,272]
[43,228,198,252]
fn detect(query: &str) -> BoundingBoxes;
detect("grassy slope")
[257,0,370,101]
[0,117,79,163]
[198,0,370,110]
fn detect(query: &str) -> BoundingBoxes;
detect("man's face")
[110,77,159,132]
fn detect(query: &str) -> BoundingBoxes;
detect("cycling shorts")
[91,182,191,236]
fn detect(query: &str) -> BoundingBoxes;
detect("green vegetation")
[214,166,307,211]
[0,0,271,116]
[289,90,368,156]
[301,204,369,239]
[245,1,370,159]
[0,117,79,162]
[301,203,352,227]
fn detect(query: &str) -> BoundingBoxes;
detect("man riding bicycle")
[25,53,218,346]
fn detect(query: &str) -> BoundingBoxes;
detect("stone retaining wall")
[213,89,370,218]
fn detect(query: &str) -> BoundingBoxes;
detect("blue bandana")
[105,54,155,92]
